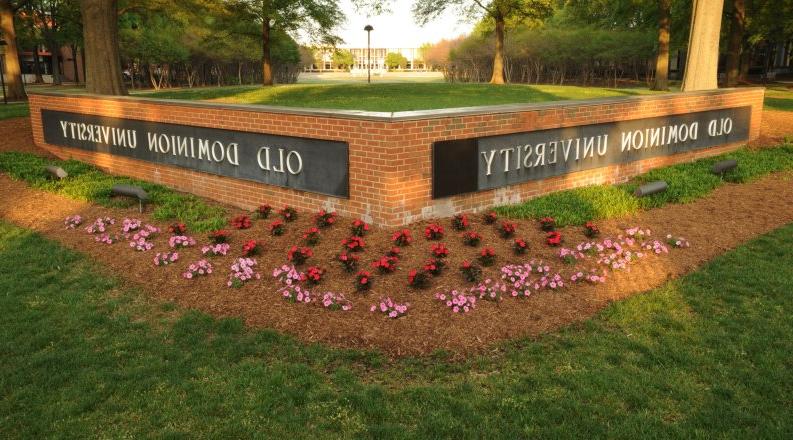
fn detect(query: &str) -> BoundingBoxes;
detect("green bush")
[0,152,226,231]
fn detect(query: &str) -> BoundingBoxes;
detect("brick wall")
[28,88,764,226]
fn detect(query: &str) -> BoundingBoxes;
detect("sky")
[334,0,475,49]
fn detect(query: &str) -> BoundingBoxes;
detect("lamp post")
[0,39,7,105]
[364,25,373,84]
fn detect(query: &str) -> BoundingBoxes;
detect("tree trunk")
[724,0,745,87]
[681,0,725,91]
[80,0,126,95]
[71,44,80,83]
[32,45,44,83]
[489,15,505,84]
[0,0,27,100]
[46,40,62,85]
[262,18,273,86]
[738,46,751,81]
[652,0,671,91]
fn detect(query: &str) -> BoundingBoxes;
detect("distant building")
[308,47,426,72]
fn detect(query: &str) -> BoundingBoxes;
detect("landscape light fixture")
[633,180,668,197]
[711,159,738,176]
[364,25,374,84]
[0,39,7,105]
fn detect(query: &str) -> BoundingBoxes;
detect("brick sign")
[41,109,350,197]
[433,106,751,198]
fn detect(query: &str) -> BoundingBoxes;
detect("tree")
[332,48,353,69]
[0,0,27,100]
[384,51,407,70]
[232,0,344,86]
[724,0,744,87]
[412,0,553,84]
[652,0,671,90]
[681,0,724,91]
[81,0,126,94]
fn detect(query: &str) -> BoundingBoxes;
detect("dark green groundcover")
[1,218,792,438]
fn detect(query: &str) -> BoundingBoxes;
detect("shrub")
[128,225,159,251]
[423,258,445,276]
[546,231,562,247]
[153,251,179,266]
[513,238,529,255]
[64,215,83,229]
[356,270,373,291]
[351,219,370,237]
[424,223,445,240]
[241,240,261,257]
[303,227,321,246]
[315,210,337,228]
[584,221,600,238]
[435,290,477,314]
[255,204,273,219]
[451,214,469,231]
[392,229,412,246]
[484,211,498,224]
[539,217,556,231]
[430,242,449,258]
[478,247,496,266]
[169,235,196,248]
[227,257,260,288]
[269,220,285,236]
[369,297,409,318]
[230,215,252,230]
[280,206,298,222]
[208,229,230,244]
[287,246,313,265]
[408,269,431,289]
[460,260,482,282]
[462,231,482,247]
[168,222,187,235]
[183,259,213,279]
[499,221,517,238]
[337,252,359,273]
[302,266,324,286]
[341,236,366,252]
[321,292,352,311]
[202,243,230,257]
[372,256,399,274]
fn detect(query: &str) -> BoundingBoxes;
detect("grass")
[0,102,29,120]
[0,152,226,232]
[497,144,793,225]
[764,85,793,112]
[141,83,661,112]
[2,218,793,437]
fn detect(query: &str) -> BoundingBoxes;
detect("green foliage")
[3,216,793,437]
[0,103,30,120]
[332,49,354,69]
[499,144,793,223]
[0,152,226,231]
[384,52,408,70]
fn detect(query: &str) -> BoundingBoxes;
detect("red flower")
[423,258,445,276]
[424,223,445,240]
[584,221,600,238]
[356,270,372,291]
[315,210,338,228]
[484,211,498,224]
[280,206,298,222]
[230,215,252,230]
[462,231,482,246]
[407,269,430,288]
[387,247,401,257]
[168,222,187,235]
[287,246,313,265]
[540,217,556,232]
[342,236,366,252]
[208,229,230,244]
[546,231,563,246]
[269,220,285,236]
[478,247,496,266]
[452,214,469,231]
[460,260,482,282]
[337,252,359,273]
[372,256,399,274]
[351,219,370,237]
[513,238,529,254]
[392,229,413,246]
[303,227,321,245]
[242,240,260,256]
[255,204,272,219]
[301,266,324,285]
[430,242,449,258]
[499,222,517,238]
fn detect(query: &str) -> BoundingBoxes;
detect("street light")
[0,39,7,105]
[364,25,373,84]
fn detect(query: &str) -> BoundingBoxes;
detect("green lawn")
[1,219,792,437]
[141,83,662,112]
[764,85,793,112]
[0,102,29,120]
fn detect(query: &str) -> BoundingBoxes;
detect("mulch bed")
[2,172,793,357]
[1,113,793,357]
